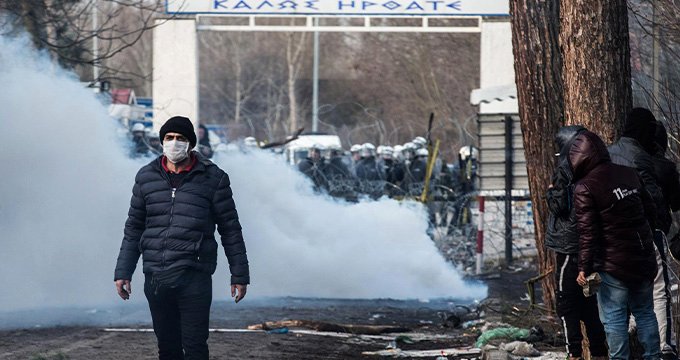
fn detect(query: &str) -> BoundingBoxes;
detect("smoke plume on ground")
[0,35,485,313]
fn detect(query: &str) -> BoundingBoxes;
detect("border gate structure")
[152,0,510,129]
[152,0,514,273]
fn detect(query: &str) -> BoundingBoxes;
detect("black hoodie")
[649,121,680,234]
[608,108,666,232]
[545,126,586,254]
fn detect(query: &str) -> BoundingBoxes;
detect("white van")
[283,133,342,166]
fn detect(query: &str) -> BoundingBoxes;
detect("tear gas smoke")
[0,35,485,313]
[0,36,143,311]
[213,151,486,299]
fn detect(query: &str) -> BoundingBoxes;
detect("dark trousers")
[555,253,608,357]
[144,270,212,360]
[652,230,676,355]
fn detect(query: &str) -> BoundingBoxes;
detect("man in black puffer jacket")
[609,108,676,359]
[572,130,659,360]
[545,125,607,360]
[114,116,249,360]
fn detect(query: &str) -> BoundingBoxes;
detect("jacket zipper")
[158,157,205,269]
[637,232,645,250]
[162,188,176,269]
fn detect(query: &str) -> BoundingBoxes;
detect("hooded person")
[645,121,680,359]
[609,108,676,358]
[114,116,250,360]
[650,121,680,229]
[570,130,659,360]
[545,126,608,360]
[609,108,666,230]
[197,123,214,159]
[662,123,680,261]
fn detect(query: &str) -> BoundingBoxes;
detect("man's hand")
[576,271,587,286]
[231,284,247,303]
[115,279,132,300]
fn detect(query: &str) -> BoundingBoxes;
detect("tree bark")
[560,0,632,141]
[510,0,564,312]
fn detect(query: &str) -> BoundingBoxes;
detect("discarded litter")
[395,335,415,344]
[265,327,289,334]
[534,351,568,359]
[475,327,530,347]
[524,326,545,343]
[248,320,410,335]
[480,349,511,360]
[438,312,461,328]
[362,347,481,357]
[500,341,541,357]
[480,322,512,333]
[462,319,485,329]
[385,335,416,350]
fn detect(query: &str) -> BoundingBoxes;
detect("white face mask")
[163,140,190,163]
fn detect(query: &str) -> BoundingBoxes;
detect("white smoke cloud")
[213,150,486,299]
[0,35,144,310]
[0,35,485,312]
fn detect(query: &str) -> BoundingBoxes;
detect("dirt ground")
[0,266,563,360]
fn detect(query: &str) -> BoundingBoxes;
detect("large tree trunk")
[510,0,564,312]
[560,0,632,141]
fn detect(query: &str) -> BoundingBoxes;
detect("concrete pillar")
[479,21,517,114]
[152,18,199,130]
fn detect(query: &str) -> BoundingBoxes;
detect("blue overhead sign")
[166,0,509,16]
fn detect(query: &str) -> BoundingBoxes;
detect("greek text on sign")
[166,0,510,16]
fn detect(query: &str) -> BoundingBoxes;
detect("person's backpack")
[545,162,580,254]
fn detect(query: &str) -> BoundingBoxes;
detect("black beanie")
[160,116,197,149]
[622,108,656,148]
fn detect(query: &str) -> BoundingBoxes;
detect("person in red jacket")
[569,130,660,360]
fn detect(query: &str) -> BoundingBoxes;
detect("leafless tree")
[0,0,165,87]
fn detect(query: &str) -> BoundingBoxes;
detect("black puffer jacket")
[609,134,666,231]
[545,126,586,255]
[650,122,680,234]
[114,154,250,285]
[570,131,657,284]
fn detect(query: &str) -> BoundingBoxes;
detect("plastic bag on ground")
[500,341,541,357]
[475,327,530,348]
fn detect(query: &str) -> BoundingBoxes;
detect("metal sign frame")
[166,0,510,17]
[196,15,482,33]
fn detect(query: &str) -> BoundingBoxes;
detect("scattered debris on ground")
[1,266,571,359]
[362,346,482,357]
[247,319,411,335]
